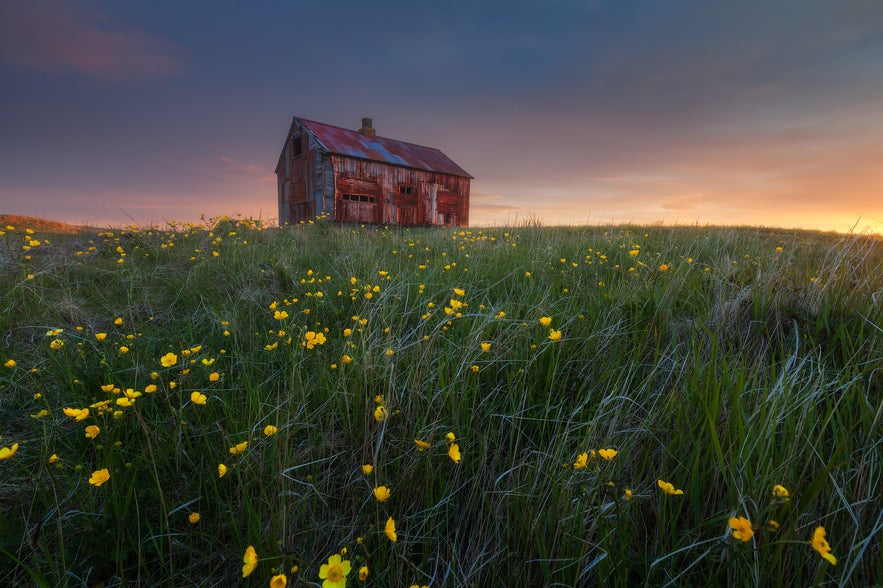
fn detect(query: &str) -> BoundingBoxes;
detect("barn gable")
[276,117,472,226]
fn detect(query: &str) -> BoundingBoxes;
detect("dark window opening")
[398,185,415,195]
[292,134,303,158]
[342,194,376,203]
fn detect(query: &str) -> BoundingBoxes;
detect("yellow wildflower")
[242,545,258,577]
[229,441,248,454]
[114,317,123,325]
[0,443,19,460]
[373,486,392,502]
[374,405,388,422]
[209,372,220,382]
[415,439,431,451]
[657,479,684,495]
[728,516,754,542]
[274,310,289,320]
[270,574,287,588]
[811,526,837,565]
[539,316,552,327]
[361,464,373,475]
[188,512,200,524]
[63,407,90,421]
[89,468,110,486]
[772,484,790,499]
[160,352,177,367]
[50,339,64,350]
[218,463,228,478]
[48,453,59,464]
[190,391,207,405]
[573,452,588,469]
[358,565,369,581]
[264,425,278,436]
[385,516,397,542]
[3,359,15,368]
[548,329,562,341]
[598,448,617,460]
[94,333,107,341]
[624,488,632,501]
[319,553,351,588]
[448,443,461,464]
[445,432,456,442]
[118,346,129,354]
[84,425,100,439]
[480,342,491,353]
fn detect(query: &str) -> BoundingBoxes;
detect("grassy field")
[0,217,881,587]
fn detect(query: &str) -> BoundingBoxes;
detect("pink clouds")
[0,1,184,81]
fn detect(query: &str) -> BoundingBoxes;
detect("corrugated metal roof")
[296,117,473,178]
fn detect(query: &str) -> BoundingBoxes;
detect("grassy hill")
[0,217,880,586]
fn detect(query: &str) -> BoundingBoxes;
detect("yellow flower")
[811,526,837,565]
[728,516,754,542]
[548,329,562,341]
[657,479,684,495]
[218,463,228,478]
[767,520,780,532]
[144,384,157,393]
[772,484,790,499]
[480,342,491,353]
[50,338,64,350]
[598,448,617,460]
[48,453,60,464]
[94,333,107,341]
[160,352,177,367]
[445,432,456,442]
[539,316,552,327]
[118,346,129,354]
[453,287,465,297]
[374,405,388,422]
[188,512,200,524]
[384,516,397,542]
[628,249,640,257]
[624,488,632,501]
[30,409,49,419]
[361,464,373,475]
[116,397,134,407]
[573,452,588,469]
[3,359,15,368]
[0,443,19,460]
[318,553,351,588]
[448,443,461,464]
[114,317,123,325]
[242,545,258,577]
[341,354,353,364]
[264,425,278,436]
[274,310,289,320]
[270,573,287,588]
[229,441,248,455]
[303,331,327,349]
[358,565,369,581]
[659,264,669,271]
[84,425,100,439]
[209,372,220,381]
[415,439,431,451]
[190,391,207,405]
[373,485,392,502]
[63,407,90,421]
[89,468,110,486]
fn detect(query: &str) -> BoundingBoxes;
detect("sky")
[1,0,882,234]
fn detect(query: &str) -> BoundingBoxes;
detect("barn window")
[398,185,415,195]
[342,194,376,203]
[292,134,303,158]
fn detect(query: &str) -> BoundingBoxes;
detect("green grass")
[0,217,881,587]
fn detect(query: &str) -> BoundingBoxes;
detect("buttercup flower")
[811,526,837,565]
[270,574,287,588]
[415,439,431,451]
[772,484,790,499]
[358,565,369,581]
[264,425,278,436]
[374,405,388,422]
[218,463,228,478]
[480,342,491,353]
[318,553,351,588]
[657,479,684,495]
[229,441,248,454]
[598,448,617,460]
[373,486,392,502]
[539,316,552,327]
[385,516,397,542]
[445,432,456,442]
[63,407,90,421]
[84,425,100,439]
[0,443,19,460]
[3,359,15,368]
[573,452,588,469]
[188,512,200,524]
[361,464,373,475]
[190,391,207,405]
[89,468,110,486]
[274,310,289,320]
[448,443,461,464]
[728,516,754,542]
[624,488,632,501]
[548,329,562,341]
[160,352,177,367]
[242,545,258,577]
[94,333,107,341]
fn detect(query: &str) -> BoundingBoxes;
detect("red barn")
[275,117,472,226]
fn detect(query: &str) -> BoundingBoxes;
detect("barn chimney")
[359,117,376,138]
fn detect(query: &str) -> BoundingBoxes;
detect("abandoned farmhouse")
[275,117,472,226]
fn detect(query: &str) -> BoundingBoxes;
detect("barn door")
[336,177,381,224]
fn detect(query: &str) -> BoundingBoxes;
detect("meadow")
[0,216,880,587]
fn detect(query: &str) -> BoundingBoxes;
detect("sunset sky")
[1,0,882,234]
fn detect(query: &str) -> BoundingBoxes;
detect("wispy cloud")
[0,1,185,81]
[218,155,275,182]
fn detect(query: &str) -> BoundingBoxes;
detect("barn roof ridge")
[292,115,473,179]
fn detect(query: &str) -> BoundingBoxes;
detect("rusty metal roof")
[295,117,473,178]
